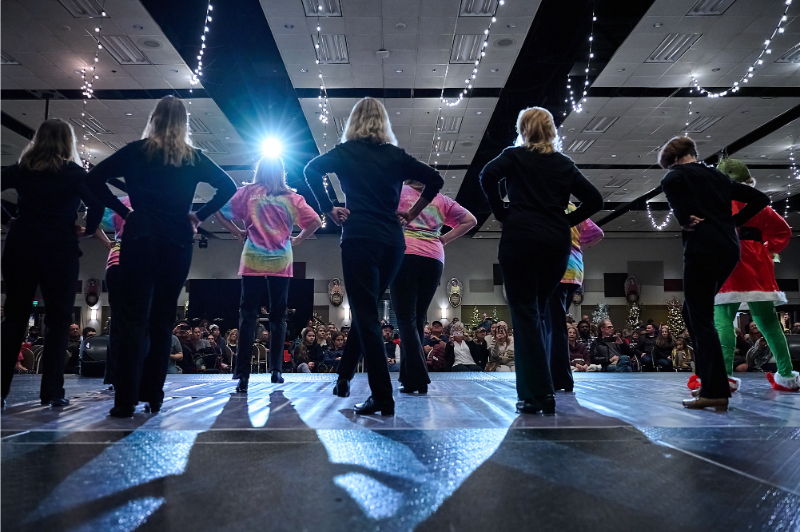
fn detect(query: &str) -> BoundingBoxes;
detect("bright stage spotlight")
[261,138,282,158]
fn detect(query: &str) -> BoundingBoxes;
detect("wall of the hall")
[4,233,799,331]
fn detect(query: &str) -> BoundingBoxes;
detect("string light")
[565,6,596,115]
[691,1,793,98]
[79,1,107,168]
[787,143,798,219]
[646,201,672,230]
[189,2,214,135]
[312,5,331,154]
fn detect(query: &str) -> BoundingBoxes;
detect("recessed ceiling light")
[133,25,144,30]
[490,68,499,73]
[170,69,179,73]
[611,154,617,157]
[57,24,71,31]
[706,135,712,138]
[395,111,401,114]
[425,111,430,114]
[284,24,294,29]
[476,111,482,115]
[396,69,403,73]
[431,68,437,72]
[711,67,720,72]
[760,154,766,158]
[205,112,213,116]
[741,110,750,114]
[395,22,406,29]
[75,69,83,74]
[224,136,230,140]
[506,23,516,28]
[653,22,663,28]
[460,155,465,158]
[125,112,133,116]
[300,68,308,72]
[617,68,626,72]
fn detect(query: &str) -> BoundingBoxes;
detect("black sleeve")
[565,165,603,227]
[660,170,692,226]
[86,149,133,219]
[400,149,444,201]
[194,152,237,221]
[304,150,337,213]
[73,167,106,235]
[730,181,770,227]
[479,152,513,222]
[1,165,19,225]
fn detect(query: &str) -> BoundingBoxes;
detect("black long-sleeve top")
[661,162,770,256]
[304,140,444,247]
[86,140,236,245]
[479,147,603,252]
[1,162,104,249]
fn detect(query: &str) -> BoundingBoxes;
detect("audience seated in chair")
[382,324,401,372]
[745,321,777,373]
[487,321,514,372]
[634,323,657,370]
[323,331,345,372]
[568,326,590,372]
[591,319,633,372]
[672,337,694,371]
[448,325,482,372]
[467,327,490,370]
[293,327,323,373]
[652,326,676,372]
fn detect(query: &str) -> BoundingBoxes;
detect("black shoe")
[236,377,249,393]
[144,401,162,414]
[333,377,350,398]
[271,371,284,384]
[354,396,394,416]
[516,395,556,415]
[41,398,70,407]
[108,405,135,418]
[399,384,428,394]
[554,385,574,393]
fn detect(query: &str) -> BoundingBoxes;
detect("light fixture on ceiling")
[261,138,282,158]
[204,112,213,116]
[395,22,406,29]
[194,140,228,153]
[125,112,133,116]
[100,35,151,65]
[490,68,499,72]
[284,24,294,29]
[58,0,107,18]
[506,23,516,28]
[611,154,617,158]
[1,52,19,66]
[57,24,71,31]
[395,111,401,115]
[686,115,722,132]
[646,33,701,63]
[776,43,800,64]
[438,116,463,133]
[711,67,721,71]
[476,111,482,114]
[224,136,230,140]
[70,116,111,135]
[300,68,308,72]
[170,69,179,73]
[133,25,144,30]
[494,37,515,47]
[460,0,499,16]
[582,116,619,133]
[565,139,595,153]
[395,69,403,73]
[302,0,342,16]
[617,68,626,72]
[376,48,390,59]
[653,22,663,28]
[687,0,736,16]
[451,34,485,63]
[431,68,437,72]
[314,34,349,64]
[188,117,211,134]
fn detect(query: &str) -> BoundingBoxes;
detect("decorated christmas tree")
[626,302,642,330]
[492,306,499,323]
[666,298,686,337]
[469,306,482,330]
[592,303,610,324]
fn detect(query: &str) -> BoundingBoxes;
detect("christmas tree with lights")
[592,303,610,324]
[666,298,686,337]
[469,306,482,330]
[492,306,499,323]
[626,302,642,330]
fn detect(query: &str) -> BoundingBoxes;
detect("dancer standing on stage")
[304,97,444,416]
[658,137,769,410]
[1,119,104,408]
[480,107,602,414]
[88,96,236,417]
[547,202,603,392]
[214,155,322,392]
[391,181,476,393]
[712,159,797,392]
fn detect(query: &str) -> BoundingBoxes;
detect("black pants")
[1,231,79,401]
[235,275,290,379]
[683,251,738,399]
[499,242,569,401]
[452,364,482,372]
[545,282,580,391]
[114,236,193,408]
[103,264,122,386]
[389,254,442,388]
[337,240,404,402]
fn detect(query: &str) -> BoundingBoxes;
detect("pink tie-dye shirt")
[220,185,319,277]
[398,185,469,264]
[101,196,130,269]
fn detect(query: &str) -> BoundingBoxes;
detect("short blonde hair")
[516,107,557,154]
[342,97,397,146]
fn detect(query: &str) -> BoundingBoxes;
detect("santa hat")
[766,371,800,392]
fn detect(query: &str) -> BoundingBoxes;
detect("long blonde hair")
[342,97,397,146]
[142,96,196,166]
[250,156,294,195]
[19,119,82,172]
[516,107,558,154]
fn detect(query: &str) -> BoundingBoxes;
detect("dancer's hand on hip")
[188,213,202,234]
[682,215,703,231]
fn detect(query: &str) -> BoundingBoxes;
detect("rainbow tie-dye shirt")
[398,185,469,264]
[100,196,130,270]
[219,185,319,277]
[562,203,604,285]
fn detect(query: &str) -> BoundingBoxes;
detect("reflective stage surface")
[3,373,799,531]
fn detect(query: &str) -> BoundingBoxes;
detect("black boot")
[354,396,394,416]
[333,377,350,398]
[271,370,284,384]
[41,398,70,407]
[236,377,249,393]
[399,384,428,394]
[144,401,162,414]
[516,395,556,415]
[109,405,135,418]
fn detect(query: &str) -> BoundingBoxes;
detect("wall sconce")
[441,306,447,320]
[91,308,98,320]
[343,306,351,321]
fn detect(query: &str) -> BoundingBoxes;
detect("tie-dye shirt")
[562,203,603,285]
[398,185,469,264]
[100,196,130,269]
[219,185,319,277]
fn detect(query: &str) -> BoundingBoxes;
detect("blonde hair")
[342,97,397,146]
[142,96,196,167]
[20,119,82,172]
[226,328,239,342]
[516,107,558,154]
[250,156,294,195]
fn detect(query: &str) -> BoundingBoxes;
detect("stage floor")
[2,372,799,532]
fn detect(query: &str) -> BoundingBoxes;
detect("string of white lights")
[78,1,107,168]
[564,7,596,116]
[313,8,331,152]
[440,0,507,107]
[691,0,793,98]
[188,1,213,131]
[646,201,672,230]
[787,142,798,219]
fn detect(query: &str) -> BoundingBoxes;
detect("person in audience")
[424,321,449,356]
[713,158,796,392]
[468,328,491,370]
[423,324,431,343]
[191,327,210,350]
[576,320,594,347]
[26,326,44,346]
[88,95,236,417]
[221,328,239,371]
[256,330,270,347]
[568,326,590,372]
[479,314,494,332]
[382,324,401,372]
[652,326,676,371]
[327,323,338,335]
[1,119,104,409]
[629,330,640,350]
[659,135,769,409]
[448,325,482,372]
[215,154,320,390]
[65,323,83,374]
[672,338,694,371]
[745,321,777,373]
[315,325,329,349]
[305,96,443,416]
[293,327,322,373]
[487,321,515,372]
[547,202,604,392]
[391,179,476,393]
[635,323,657,370]
[208,324,225,349]
[323,331,345,372]
[591,319,634,372]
